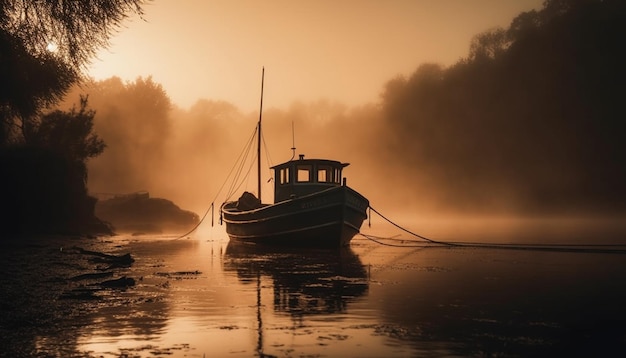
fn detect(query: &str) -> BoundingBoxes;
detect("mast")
[257,67,265,201]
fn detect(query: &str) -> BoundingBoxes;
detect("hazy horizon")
[88,0,543,112]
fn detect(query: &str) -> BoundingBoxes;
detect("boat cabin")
[271,154,349,203]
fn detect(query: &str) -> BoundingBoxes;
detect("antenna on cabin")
[290,120,296,160]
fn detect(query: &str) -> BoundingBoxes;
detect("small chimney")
[299,154,305,160]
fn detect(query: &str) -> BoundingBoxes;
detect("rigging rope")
[229,150,258,200]
[173,126,260,240]
[225,126,258,201]
[261,129,274,170]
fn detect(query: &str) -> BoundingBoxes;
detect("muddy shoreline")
[0,236,140,357]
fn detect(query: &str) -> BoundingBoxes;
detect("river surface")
[2,217,626,357]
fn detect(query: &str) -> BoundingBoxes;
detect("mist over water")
[60,83,389,216]
[60,78,625,233]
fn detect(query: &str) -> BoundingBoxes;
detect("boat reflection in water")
[223,240,369,316]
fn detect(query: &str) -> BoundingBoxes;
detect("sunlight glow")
[86,0,544,111]
[46,42,58,53]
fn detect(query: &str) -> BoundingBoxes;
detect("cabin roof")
[270,158,349,170]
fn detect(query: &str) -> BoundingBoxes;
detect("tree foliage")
[28,97,105,163]
[0,0,146,143]
[0,30,76,141]
[0,0,145,68]
[380,0,626,213]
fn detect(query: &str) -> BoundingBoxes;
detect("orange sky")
[88,0,543,112]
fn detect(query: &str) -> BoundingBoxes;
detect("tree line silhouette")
[378,0,626,214]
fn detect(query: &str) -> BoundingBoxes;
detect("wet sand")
[2,226,626,357]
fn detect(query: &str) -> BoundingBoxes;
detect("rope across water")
[361,205,626,254]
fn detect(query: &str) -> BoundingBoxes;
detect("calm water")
[3,218,626,357]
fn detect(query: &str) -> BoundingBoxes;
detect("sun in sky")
[46,42,59,53]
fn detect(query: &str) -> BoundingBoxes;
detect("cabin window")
[317,165,333,183]
[334,168,342,183]
[279,168,290,184]
[297,165,312,182]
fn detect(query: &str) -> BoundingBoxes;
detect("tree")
[467,27,510,62]
[0,0,146,235]
[0,30,76,143]
[0,0,145,68]
[0,0,146,144]
[379,0,626,214]
[69,76,172,194]
[28,96,105,173]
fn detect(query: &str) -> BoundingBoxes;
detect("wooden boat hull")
[221,186,369,247]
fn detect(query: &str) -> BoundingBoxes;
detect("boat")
[220,69,369,247]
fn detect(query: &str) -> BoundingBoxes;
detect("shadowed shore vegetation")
[0,0,147,236]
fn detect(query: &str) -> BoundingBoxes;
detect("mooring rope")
[173,202,214,240]
[358,232,435,248]
[367,206,459,246]
[362,205,626,254]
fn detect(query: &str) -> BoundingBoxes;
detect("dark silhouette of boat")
[220,69,369,247]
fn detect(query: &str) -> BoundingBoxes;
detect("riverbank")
[0,235,137,357]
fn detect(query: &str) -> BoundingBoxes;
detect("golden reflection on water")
[34,218,626,356]
[74,235,401,357]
